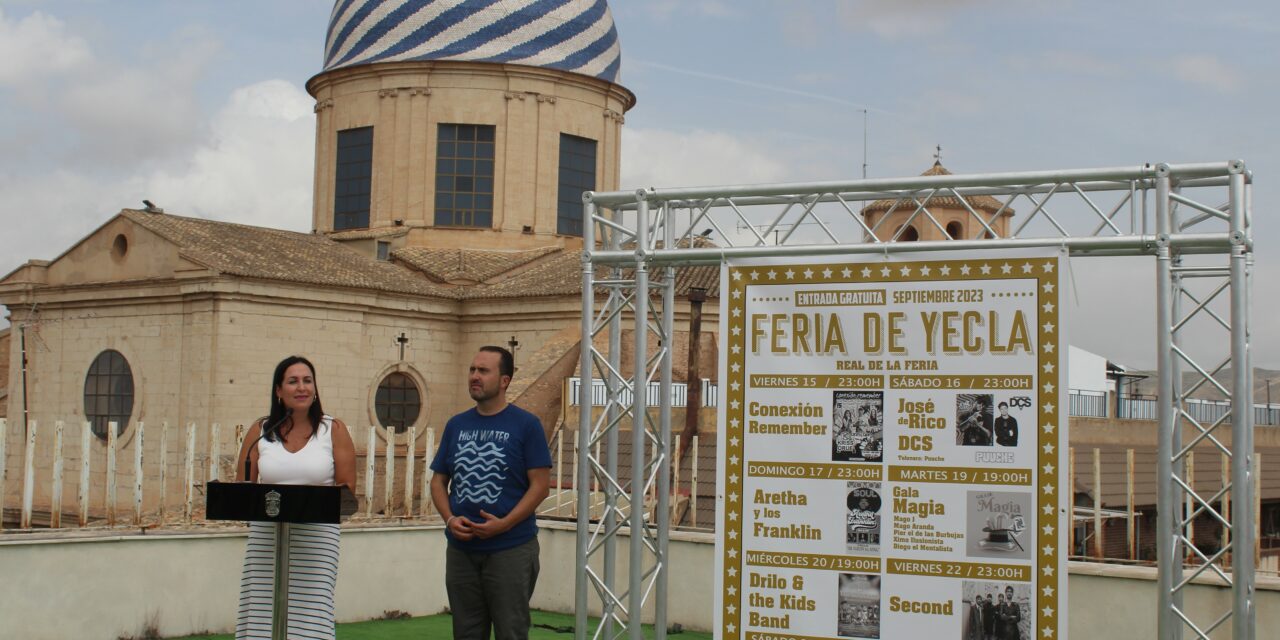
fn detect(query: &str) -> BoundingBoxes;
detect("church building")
[0,1,1001,521]
[0,0,704,516]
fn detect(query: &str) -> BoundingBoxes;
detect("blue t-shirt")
[430,404,551,552]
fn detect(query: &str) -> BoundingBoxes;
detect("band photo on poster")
[993,396,1028,447]
[846,481,881,554]
[961,581,1030,640]
[832,391,884,462]
[955,393,995,446]
[837,573,881,639]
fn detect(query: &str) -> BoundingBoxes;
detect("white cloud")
[0,79,316,280]
[0,9,225,170]
[780,8,822,48]
[1172,54,1242,92]
[144,79,315,230]
[621,127,791,190]
[0,169,145,276]
[0,8,91,85]
[1010,50,1126,77]
[57,65,206,163]
[643,1,737,20]
[836,0,992,40]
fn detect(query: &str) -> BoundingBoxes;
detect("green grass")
[171,610,711,640]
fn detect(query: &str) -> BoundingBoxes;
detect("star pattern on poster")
[720,257,1061,639]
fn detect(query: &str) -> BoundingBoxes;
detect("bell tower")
[861,160,1014,241]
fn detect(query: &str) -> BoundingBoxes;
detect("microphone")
[243,416,285,482]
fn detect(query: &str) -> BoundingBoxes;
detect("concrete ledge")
[1068,558,1280,590]
[0,524,1276,639]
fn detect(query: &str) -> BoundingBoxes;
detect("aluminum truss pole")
[576,201,597,639]
[577,159,1254,640]
[630,196,650,640]
[606,231,622,640]
[1228,167,1255,640]
[655,205,676,640]
[605,201,623,640]
[1155,165,1183,640]
[1170,182,1188,590]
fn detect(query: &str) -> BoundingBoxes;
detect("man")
[1002,586,1022,640]
[431,346,552,640]
[982,593,996,640]
[993,592,1008,639]
[959,398,993,446]
[994,401,1019,447]
[965,595,985,640]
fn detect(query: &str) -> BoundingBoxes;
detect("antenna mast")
[861,109,869,179]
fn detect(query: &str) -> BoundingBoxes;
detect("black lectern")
[207,482,357,640]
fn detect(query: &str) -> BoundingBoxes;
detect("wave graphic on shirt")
[453,440,505,505]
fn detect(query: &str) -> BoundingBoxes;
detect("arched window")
[84,350,134,439]
[375,372,422,433]
[896,225,920,242]
[946,221,964,240]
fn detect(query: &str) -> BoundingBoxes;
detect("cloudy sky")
[1,0,1277,369]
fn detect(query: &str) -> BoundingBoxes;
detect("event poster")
[714,251,1066,640]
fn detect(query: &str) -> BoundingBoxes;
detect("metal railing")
[1113,396,1280,425]
[567,377,718,408]
[1069,390,1108,418]
[0,418,711,534]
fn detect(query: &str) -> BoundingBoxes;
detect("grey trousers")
[446,537,540,640]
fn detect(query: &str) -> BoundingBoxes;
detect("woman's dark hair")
[260,355,324,442]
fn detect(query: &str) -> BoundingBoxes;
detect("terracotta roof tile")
[120,210,721,301]
[463,248,582,299]
[462,247,722,300]
[326,227,410,240]
[122,210,454,297]
[394,246,560,283]
[861,162,1011,215]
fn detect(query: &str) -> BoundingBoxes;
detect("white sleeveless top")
[257,415,335,486]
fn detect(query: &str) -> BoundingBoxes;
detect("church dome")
[322,0,622,83]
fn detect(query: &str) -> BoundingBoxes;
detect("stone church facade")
[0,0,678,518]
[0,1,1004,521]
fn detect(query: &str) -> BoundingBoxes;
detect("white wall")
[1,522,1276,639]
[1069,344,1109,393]
[0,525,449,640]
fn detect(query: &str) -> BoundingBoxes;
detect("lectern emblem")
[265,490,282,518]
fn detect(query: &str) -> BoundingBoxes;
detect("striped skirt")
[236,522,340,639]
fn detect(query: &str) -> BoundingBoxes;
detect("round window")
[375,372,421,433]
[84,350,134,439]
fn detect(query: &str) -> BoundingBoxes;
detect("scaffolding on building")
[576,161,1254,640]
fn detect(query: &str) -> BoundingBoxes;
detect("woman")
[233,355,356,640]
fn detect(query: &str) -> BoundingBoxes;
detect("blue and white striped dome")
[323,0,622,83]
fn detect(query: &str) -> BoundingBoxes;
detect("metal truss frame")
[576,161,1254,640]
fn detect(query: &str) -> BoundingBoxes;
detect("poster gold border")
[720,257,1062,639]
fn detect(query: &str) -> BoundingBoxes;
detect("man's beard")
[470,384,497,402]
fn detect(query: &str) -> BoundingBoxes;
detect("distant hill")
[1120,367,1280,404]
